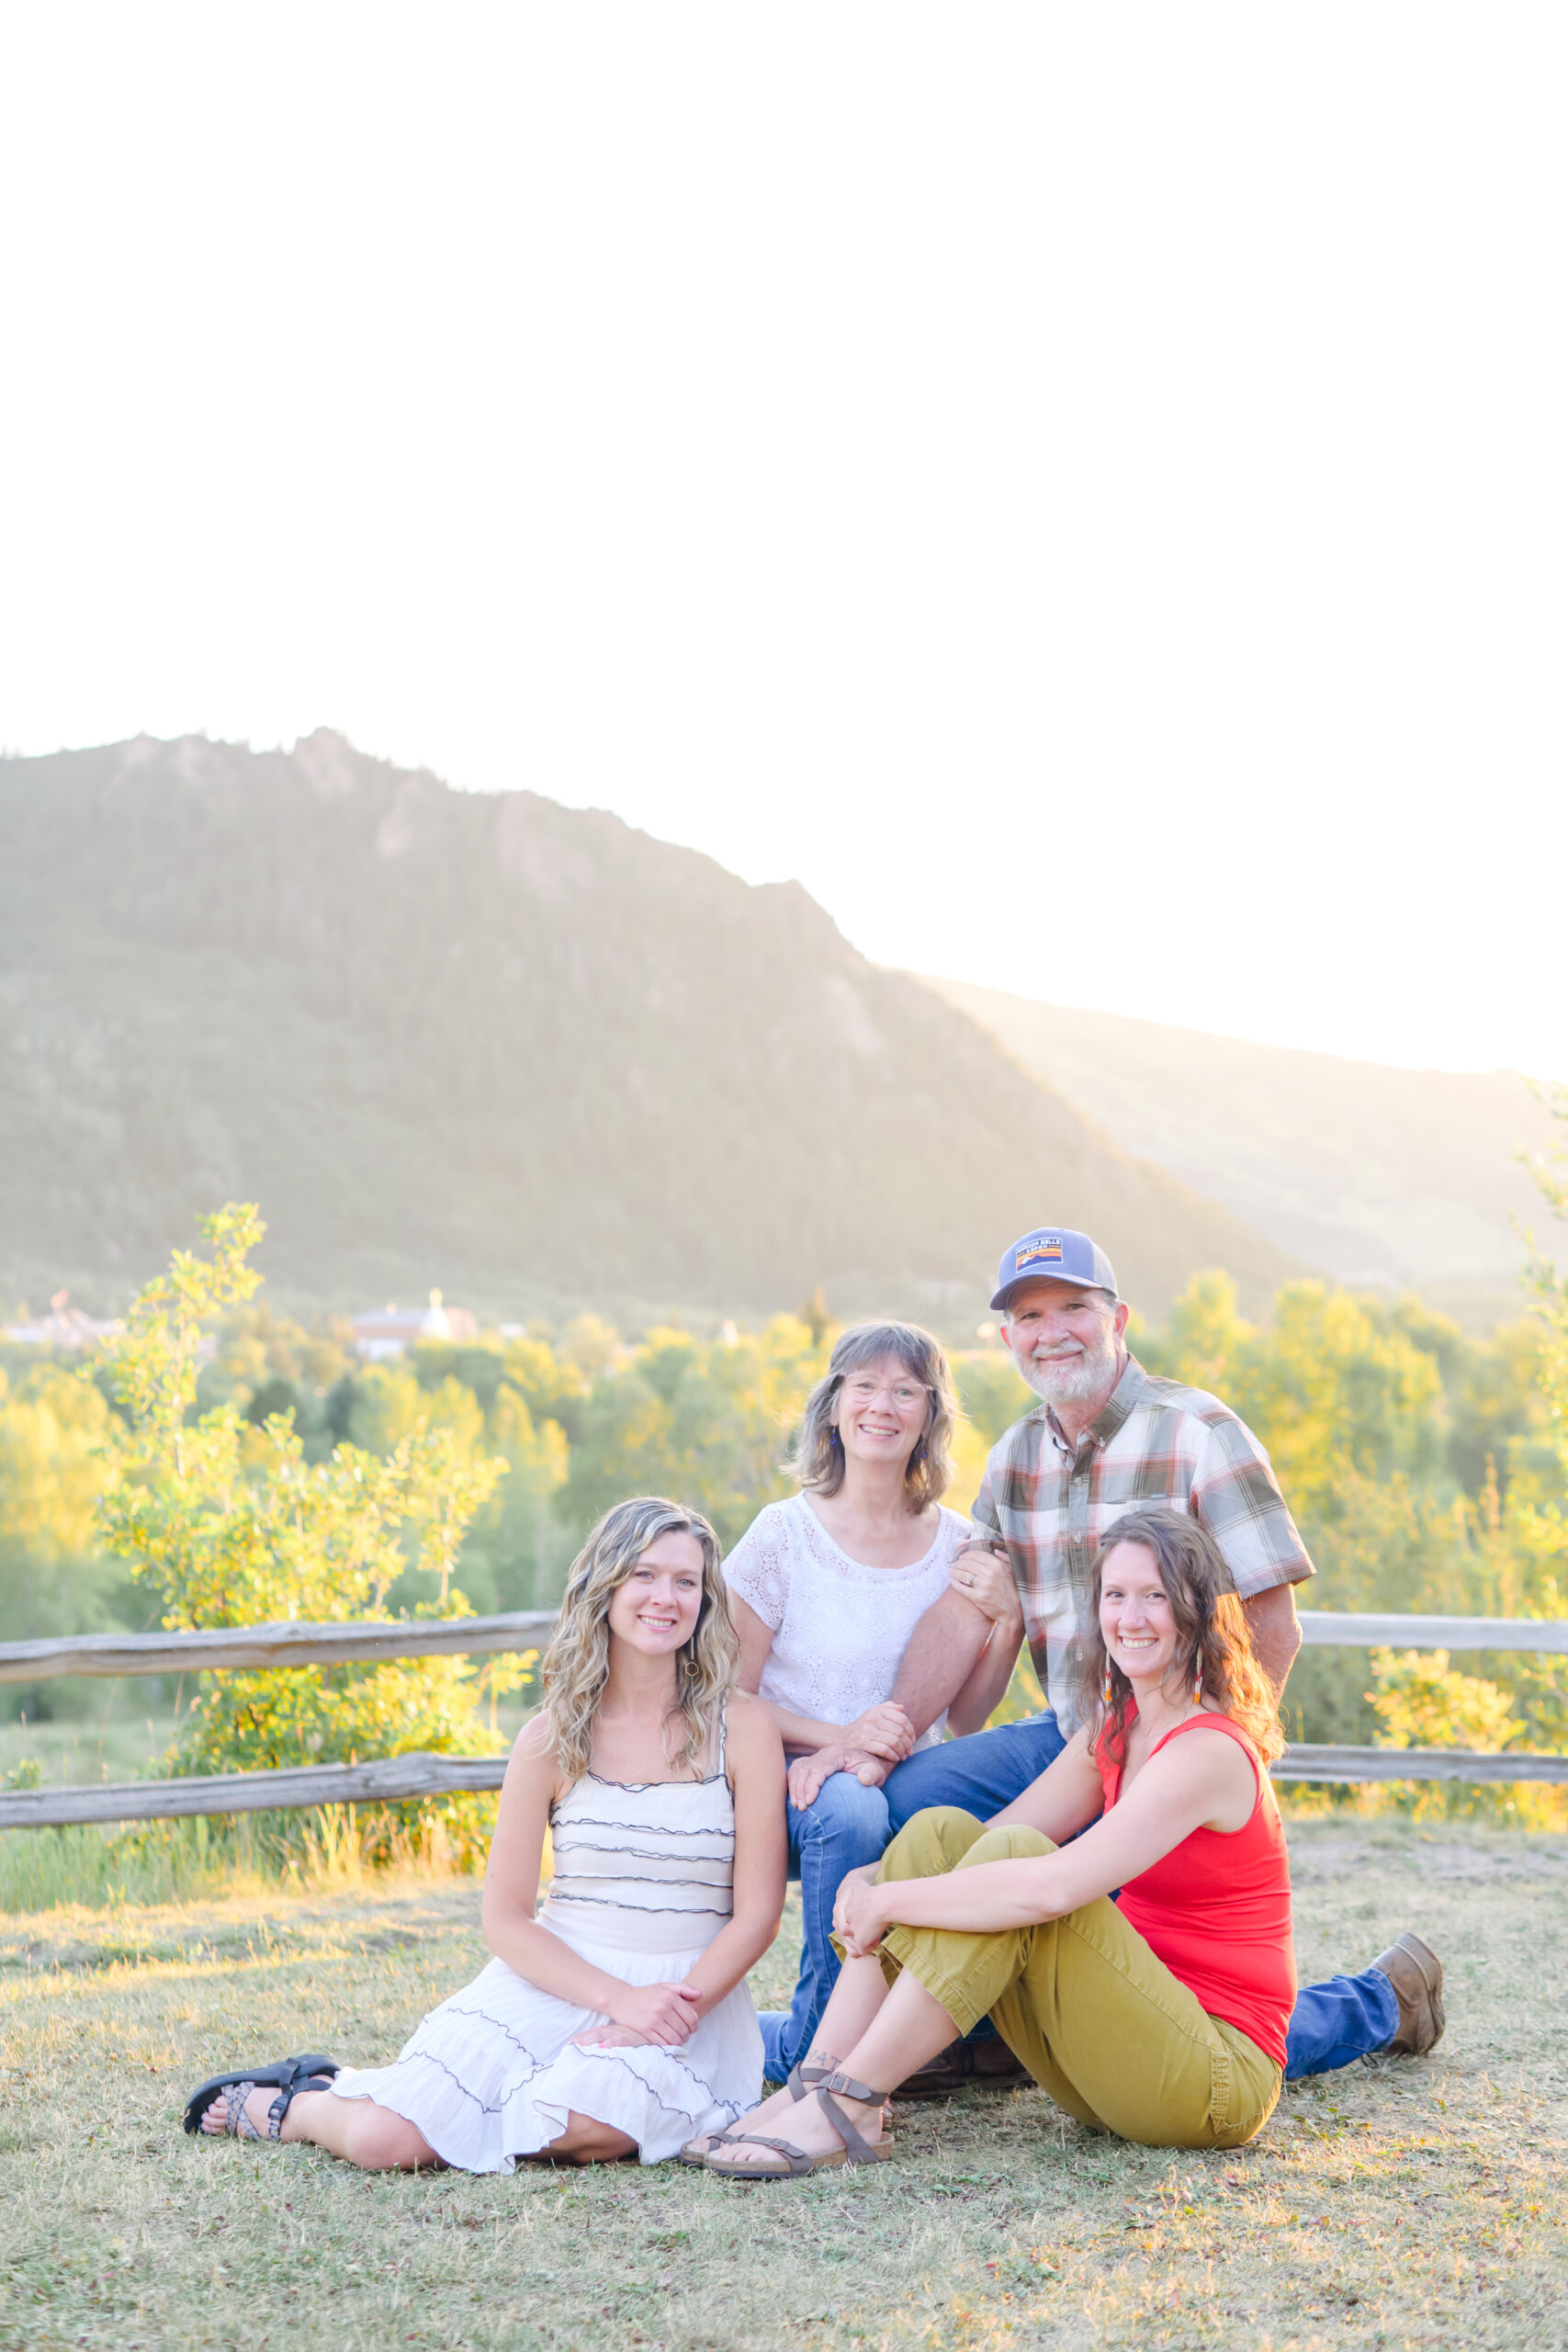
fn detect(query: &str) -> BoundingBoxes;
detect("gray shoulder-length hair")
[786,1320,958,1514]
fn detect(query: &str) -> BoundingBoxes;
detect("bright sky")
[3,6,1563,1079]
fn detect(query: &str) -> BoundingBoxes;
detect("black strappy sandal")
[678,2056,841,2166]
[703,2071,895,2180]
[184,2053,340,2141]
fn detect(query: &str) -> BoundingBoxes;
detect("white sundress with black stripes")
[324,1704,761,2168]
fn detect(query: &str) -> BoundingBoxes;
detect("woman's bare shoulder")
[1150,1720,1258,1792]
[723,1690,786,1772]
[505,1710,565,1794]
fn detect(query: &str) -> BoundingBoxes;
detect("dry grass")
[1,1817,1566,2350]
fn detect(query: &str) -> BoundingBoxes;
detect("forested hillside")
[0,731,1292,1326]
[925,975,1555,1322]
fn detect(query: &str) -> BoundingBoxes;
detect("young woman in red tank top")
[705,1506,1292,2177]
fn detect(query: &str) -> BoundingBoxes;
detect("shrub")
[1366,1646,1554,1824]
[93,1205,511,1867]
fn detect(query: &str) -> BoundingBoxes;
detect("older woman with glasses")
[717,1322,1024,2094]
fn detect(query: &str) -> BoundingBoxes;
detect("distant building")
[1,1290,123,1350]
[352,1288,479,1361]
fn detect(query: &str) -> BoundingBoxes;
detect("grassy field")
[0,1816,1565,2350]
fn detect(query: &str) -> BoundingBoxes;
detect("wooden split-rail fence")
[1,1607,1565,1833]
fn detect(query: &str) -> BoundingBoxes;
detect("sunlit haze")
[3,6,1563,1078]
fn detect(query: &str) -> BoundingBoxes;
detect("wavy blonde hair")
[1087,1506,1286,1770]
[786,1320,958,1513]
[542,1496,738,1785]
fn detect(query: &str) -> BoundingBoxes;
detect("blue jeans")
[885,1712,1400,2080]
[759,1770,891,2085]
[885,1710,1068,1829]
[1285,1970,1398,2074]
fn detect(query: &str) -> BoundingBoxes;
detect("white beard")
[1018,1324,1119,1406]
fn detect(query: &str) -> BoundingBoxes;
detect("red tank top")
[1096,1710,1294,2067]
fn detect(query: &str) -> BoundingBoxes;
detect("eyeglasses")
[839,1376,931,1410]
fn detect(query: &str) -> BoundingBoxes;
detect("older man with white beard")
[872,1226,1445,2089]
[897,1226,1311,1740]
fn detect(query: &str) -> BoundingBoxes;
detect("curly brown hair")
[1087,1506,1286,1770]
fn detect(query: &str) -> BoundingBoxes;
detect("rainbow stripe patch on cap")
[1016,1237,1065,1270]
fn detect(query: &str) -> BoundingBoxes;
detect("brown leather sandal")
[703,2072,895,2180]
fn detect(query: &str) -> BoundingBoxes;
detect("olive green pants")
[874,1807,1282,2150]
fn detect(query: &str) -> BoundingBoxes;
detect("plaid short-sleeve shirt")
[971,1354,1314,1735]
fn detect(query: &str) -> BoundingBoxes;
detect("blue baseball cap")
[990,1227,1119,1312]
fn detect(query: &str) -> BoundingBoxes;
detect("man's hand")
[787,1747,849,1809]
[601,1980,703,2046]
[947,1542,1024,1630]
[788,1745,894,1807]
[832,1864,888,1960]
[842,1701,918,1764]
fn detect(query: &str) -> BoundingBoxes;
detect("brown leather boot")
[1372,1931,1445,2056]
[896,2037,1027,2098]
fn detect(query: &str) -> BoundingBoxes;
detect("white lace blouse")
[723,1494,973,1750]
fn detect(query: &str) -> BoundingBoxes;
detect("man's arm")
[1190,1408,1312,1705]
[791,1578,1002,1805]
[889,1465,1013,1736]
[942,1544,1026,1736]
[946,1612,1026,1738]
[775,1530,1015,1799]
[889,1584,994,1736]
[1241,1582,1302,1702]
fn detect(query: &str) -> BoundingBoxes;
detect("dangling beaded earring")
[829,1426,841,1451]
[916,1436,929,1464]
[1101,1661,1114,1706]
[1190,1653,1204,1708]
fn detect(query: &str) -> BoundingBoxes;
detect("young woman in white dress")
[184,1497,786,2168]
[721,1322,1024,2090]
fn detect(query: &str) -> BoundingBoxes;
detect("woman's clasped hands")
[845,1700,919,1764]
[831,1861,888,1960]
[571,1979,703,2052]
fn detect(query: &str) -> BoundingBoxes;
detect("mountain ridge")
[0,731,1293,1329]
[919,973,1553,1320]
